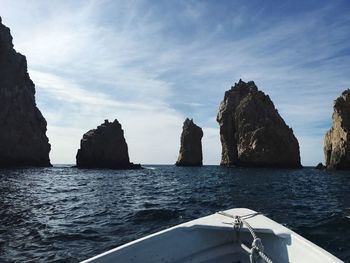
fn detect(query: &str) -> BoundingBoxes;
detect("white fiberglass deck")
[82,208,343,263]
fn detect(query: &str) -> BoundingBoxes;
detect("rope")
[218,211,273,263]
[259,251,273,263]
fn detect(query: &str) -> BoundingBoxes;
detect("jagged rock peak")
[217,79,301,168]
[184,118,196,127]
[324,90,350,169]
[176,118,203,166]
[76,119,140,169]
[0,18,51,167]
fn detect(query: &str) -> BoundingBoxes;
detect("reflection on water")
[0,165,350,262]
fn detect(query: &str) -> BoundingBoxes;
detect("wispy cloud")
[31,70,185,164]
[1,0,191,164]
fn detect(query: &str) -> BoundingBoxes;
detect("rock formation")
[0,17,51,167]
[315,162,326,170]
[176,118,203,166]
[324,90,350,169]
[76,119,140,169]
[217,79,301,168]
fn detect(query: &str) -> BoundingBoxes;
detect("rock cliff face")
[324,90,350,169]
[176,118,203,166]
[217,79,301,168]
[76,119,140,169]
[0,17,51,167]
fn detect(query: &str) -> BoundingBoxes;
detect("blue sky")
[2,0,350,165]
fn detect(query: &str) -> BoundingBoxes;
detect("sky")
[1,0,350,165]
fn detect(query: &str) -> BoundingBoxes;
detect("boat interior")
[83,209,341,263]
[88,225,291,263]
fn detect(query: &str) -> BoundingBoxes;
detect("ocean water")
[0,165,350,263]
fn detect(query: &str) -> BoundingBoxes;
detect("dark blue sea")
[0,165,350,262]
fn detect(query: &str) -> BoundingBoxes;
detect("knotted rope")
[218,211,273,263]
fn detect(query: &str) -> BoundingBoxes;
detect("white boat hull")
[82,208,343,263]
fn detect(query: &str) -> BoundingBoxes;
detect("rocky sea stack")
[0,17,51,167]
[315,162,326,170]
[217,79,301,168]
[324,90,350,169]
[176,118,203,166]
[76,119,140,169]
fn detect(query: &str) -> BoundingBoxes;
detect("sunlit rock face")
[324,90,350,169]
[76,119,141,169]
[217,79,301,168]
[176,118,203,166]
[0,17,51,167]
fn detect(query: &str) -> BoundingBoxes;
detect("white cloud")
[31,70,156,111]
[31,70,185,164]
[202,127,221,165]
[1,1,191,164]
[46,126,82,165]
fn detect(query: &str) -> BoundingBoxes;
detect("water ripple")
[0,166,349,262]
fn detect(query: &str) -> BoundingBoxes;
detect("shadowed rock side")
[324,90,350,169]
[176,118,203,166]
[217,79,301,168]
[76,119,140,169]
[0,17,51,167]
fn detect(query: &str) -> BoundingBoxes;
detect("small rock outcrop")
[315,162,326,170]
[324,90,350,169]
[176,118,203,166]
[76,119,140,169]
[0,17,51,167]
[217,79,301,168]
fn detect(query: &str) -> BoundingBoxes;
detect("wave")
[131,208,181,223]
